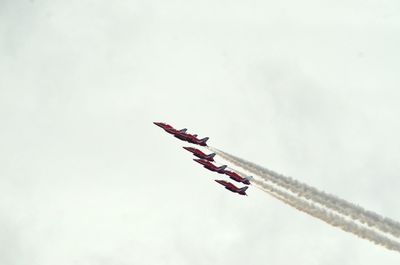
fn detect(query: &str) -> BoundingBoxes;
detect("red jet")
[193,159,227,174]
[183,147,216,161]
[215,180,248,196]
[173,131,195,141]
[153,122,187,135]
[177,134,209,146]
[224,170,251,185]
[153,122,209,146]
[190,136,209,146]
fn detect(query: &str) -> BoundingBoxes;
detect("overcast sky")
[1,0,400,264]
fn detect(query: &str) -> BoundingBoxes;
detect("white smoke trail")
[209,147,400,238]
[251,178,400,253]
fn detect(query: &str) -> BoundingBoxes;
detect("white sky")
[1,0,400,264]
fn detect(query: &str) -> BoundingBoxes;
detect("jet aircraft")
[153,122,187,135]
[183,147,216,161]
[153,122,209,146]
[215,180,248,196]
[193,159,227,174]
[179,134,208,146]
[224,170,251,185]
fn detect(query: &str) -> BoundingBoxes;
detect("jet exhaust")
[154,121,400,252]
[209,146,400,252]
[251,178,400,253]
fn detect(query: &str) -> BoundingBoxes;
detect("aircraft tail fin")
[219,165,227,171]
[207,153,216,159]
[200,137,209,143]
[239,186,248,195]
[240,186,248,192]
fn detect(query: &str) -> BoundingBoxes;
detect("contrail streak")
[251,178,400,253]
[209,147,400,238]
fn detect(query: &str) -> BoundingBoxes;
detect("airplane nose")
[153,122,162,127]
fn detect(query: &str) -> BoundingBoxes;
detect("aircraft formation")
[154,122,252,196]
[154,122,400,253]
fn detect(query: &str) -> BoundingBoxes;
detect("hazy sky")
[1,0,400,264]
